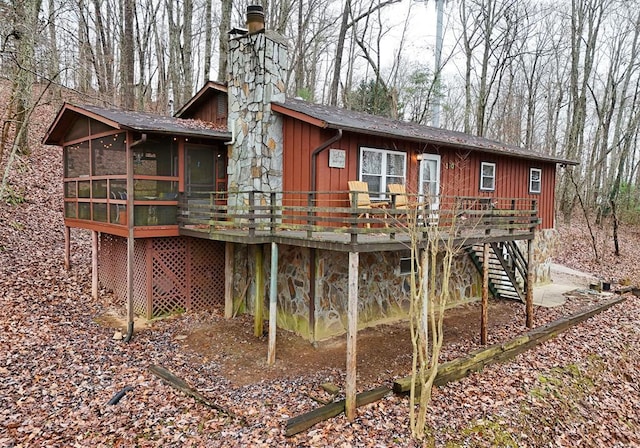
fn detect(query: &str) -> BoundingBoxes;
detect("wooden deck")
[177,191,538,252]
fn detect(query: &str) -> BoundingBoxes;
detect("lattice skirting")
[98,235,225,318]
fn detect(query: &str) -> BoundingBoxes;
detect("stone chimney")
[227,5,288,206]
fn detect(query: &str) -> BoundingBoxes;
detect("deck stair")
[466,241,527,302]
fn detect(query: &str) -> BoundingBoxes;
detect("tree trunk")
[217,0,232,83]
[10,0,42,154]
[203,0,212,81]
[182,0,194,103]
[329,0,351,106]
[120,0,135,109]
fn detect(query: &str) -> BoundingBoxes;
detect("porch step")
[466,242,527,302]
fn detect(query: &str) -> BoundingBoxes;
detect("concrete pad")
[533,263,598,308]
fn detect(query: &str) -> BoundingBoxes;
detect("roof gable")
[174,81,228,118]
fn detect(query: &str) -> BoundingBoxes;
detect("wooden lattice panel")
[99,235,225,319]
[132,240,149,316]
[98,235,149,317]
[189,239,225,310]
[98,234,126,300]
[151,238,188,317]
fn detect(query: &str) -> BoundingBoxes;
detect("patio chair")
[387,184,409,221]
[348,181,388,228]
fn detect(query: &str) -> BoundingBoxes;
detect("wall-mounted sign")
[329,149,346,169]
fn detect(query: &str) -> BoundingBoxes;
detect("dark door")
[185,144,226,196]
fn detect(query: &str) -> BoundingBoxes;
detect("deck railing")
[178,190,539,244]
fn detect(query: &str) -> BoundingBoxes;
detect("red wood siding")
[281,117,557,229]
[180,93,227,125]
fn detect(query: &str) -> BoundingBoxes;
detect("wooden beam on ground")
[224,242,234,318]
[526,236,534,328]
[267,242,278,365]
[64,226,71,271]
[285,386,390,436]
[345,251,359,421]
[481,242,489,344]
[149,365,242,421]
[393,296,626,393]
[254,245,264,337]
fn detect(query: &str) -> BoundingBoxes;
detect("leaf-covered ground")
[1,100,639,447]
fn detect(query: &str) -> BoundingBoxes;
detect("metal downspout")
[310,129,343,193]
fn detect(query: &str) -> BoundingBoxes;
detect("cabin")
[44,7,576,348]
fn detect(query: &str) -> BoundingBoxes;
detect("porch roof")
[44,103,231,145]
[272,98,577,166]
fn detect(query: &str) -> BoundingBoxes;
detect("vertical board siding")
[180,94,227,126]
[281,117,557,229]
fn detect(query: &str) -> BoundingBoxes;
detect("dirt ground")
[96,300,520,388]
[161,299,522,388]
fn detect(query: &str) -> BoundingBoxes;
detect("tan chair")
[348,181,388,228]
[387,184,410,222]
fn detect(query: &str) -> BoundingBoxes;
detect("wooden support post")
[125,131,135,339]
[64,226,71,271]
[526,236,535,328]
[253,245,265,337]
[309,248,316,343]
[481,242,489,344]
[224,242,234,318]
[345,252,359,421]
[267,242,279,365]
[126,235,134,322]
[91,230,99,299]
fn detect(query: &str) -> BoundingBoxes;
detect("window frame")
[529,167,542,194]
[359,146,407,199]
[480,161,496,191]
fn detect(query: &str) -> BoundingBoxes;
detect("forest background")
[2,0,640,231]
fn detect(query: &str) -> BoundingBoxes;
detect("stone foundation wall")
[232,244,483,341]
[516,229,558,284]
[230,234,556,341]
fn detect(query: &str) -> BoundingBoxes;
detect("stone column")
[227,31,288,215]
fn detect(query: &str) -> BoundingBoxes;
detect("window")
[480,162,496,191]
[359,147,406,198]
[529,168,542,193]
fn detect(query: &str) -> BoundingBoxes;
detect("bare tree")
[2,0,43,156]
[329,0,350,106]
[120,0,134,109]
[217,0,232,82]
[558,0,607,221]
[407,204,465,440]
[203,0,213,81]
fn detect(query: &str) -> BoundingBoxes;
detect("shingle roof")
[44,103,231,145]
[274,98,577,165]
[80,105,230,138]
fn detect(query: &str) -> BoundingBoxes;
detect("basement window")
[480,162,496,191]
[400,257,417,275]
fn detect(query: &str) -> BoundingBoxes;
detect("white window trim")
[359,147,407,198]
[529,167,542,194]
[480,162,496,191]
